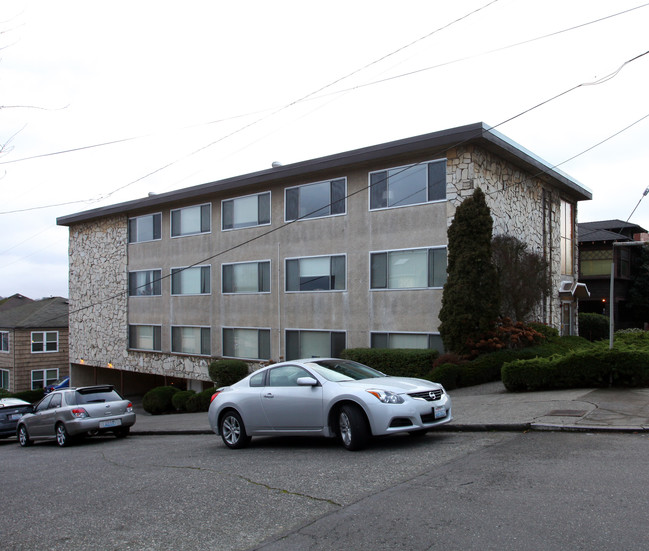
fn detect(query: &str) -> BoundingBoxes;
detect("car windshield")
[307,359,386,382]
[74,389,123,404]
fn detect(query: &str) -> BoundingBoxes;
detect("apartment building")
[57,123,592,393]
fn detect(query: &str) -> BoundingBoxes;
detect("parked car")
[44,376,70,394]
[208,358,452,451]
[0,398,33,439]
[16,385,136,447]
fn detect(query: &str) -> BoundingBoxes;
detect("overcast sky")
[2,0,649,299]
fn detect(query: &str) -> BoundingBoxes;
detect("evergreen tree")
[439,188,500,353]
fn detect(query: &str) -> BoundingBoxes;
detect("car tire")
[55,423,72,447]
[220,410,251,449]
[17,425,33,447]
[338,404,369,451]
[114,427,130,439]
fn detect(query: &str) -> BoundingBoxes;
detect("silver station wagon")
[16,385,136,447]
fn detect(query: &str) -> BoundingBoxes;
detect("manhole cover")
[547,410,587,417]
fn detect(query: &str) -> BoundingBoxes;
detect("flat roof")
[57,122,592,227]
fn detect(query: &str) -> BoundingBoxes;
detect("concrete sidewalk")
[128,382,649,436]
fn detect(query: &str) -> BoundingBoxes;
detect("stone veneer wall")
[447,145,568,329]
[68,216,212,382]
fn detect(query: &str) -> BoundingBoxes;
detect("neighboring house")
[57,122,592,394]
[0,294,34,312]
[0,297,69,393]
[578,220,648,329]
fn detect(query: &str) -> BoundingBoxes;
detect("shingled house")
[57,123,592,394]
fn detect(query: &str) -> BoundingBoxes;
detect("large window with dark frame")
[171,203,211,237]
[171,266,211,295]
[128,270,162,296]
[128,213,162,243]
[222,261,270,293]
[222,328,271,360]
[371,332,444,353]
[129,325,162,351]
[285,178,346,221]
[285,330,346,360]
[370,247,447,289]
[285,255,346,292]
[171,326,211,356]
[222,192,271,230]
[370,159,446,210]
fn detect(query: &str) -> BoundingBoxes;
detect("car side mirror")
[296,377,318,387]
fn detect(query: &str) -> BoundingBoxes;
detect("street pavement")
[129,381,649,435]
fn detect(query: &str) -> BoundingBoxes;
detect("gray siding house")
[57,123,591,394]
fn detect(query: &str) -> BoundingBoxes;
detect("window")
[0,369,8,390]
[128,213,162,243]
[171,326,211,355]
[371,248,447,289]
[285,330,346,360]
[370,159,446,210]
[222,192,270,230]
[31,331,58,353]
[0,331,8,353]
[171,266,211,295]
[171,203,211,237]
[285,178,346,221]
[268,365,312,387]
[129,270,162,296]
[560,200,574,275]
[580,250,613,277]
[222,261,270,293]
[223,328,271,360]
[31,368,59,390]
[129,325,162,351]
[371,332,444,353]
[286,255,346,292]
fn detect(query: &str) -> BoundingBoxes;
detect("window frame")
[171,265,212,296]
[31,368,59,390]
[170,203,212,238]
[221,191,271,231]
[31,331,59,353]
[222,327,271,360]
[371,332,444,353]
[284,177,347,222]
[0,368,8,390]
[370,246,447,290]
[0,331,8,353]
[285,329,346,361]
[171,326,211,356]
[285,254,346,292]
[369,159,446,211]
[128,324,162,352]
[222,260,271,294]
[128,212,162,244]
[128,269,163,297]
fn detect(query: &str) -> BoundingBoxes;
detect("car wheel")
[17,425,33,447]
[55,423,72,447]
[114,427,130,439]
[220,410,251,449]
[338,404,369,451]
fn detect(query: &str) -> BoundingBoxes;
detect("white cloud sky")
[2,0,649,298]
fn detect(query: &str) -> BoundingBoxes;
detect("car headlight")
[366,389,404,404]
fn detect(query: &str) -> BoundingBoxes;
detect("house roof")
[57,122,592,227]
[0,294,34,312]
[578,219,647,243]
[0,297,69,330]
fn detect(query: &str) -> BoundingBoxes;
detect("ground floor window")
[223,328,271,360]
[171,326,211,356]
[31,368,59,390]
[0,369,9,390]
[285,330,346,360]
[371,332,444,353]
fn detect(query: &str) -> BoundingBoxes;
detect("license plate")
[99,419,122,429]
[434,406,446,419]
[9,414,22,421]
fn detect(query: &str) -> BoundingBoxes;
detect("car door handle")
[263,393,274,399]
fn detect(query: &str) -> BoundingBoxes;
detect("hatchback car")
[0,398,33,439]
[208,358,452,451]
[16,385,136,447]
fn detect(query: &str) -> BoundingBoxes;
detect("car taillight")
[126,402,133,413]
[72,408,89,418]
[210,391,222,403]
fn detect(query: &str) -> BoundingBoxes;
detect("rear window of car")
[74,390,123,404]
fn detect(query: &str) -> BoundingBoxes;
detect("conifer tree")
[439,188,500,353]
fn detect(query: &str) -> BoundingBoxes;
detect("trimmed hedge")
[340,348,438,379]
[209,359,249,387]
[579,313,610,342]
[171,390,196,412]
[142,385,180,415]
[11,389,45,404]
[186,388,218,412]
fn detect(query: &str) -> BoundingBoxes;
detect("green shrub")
[340,348,438,379]
[186,387,218,412]
[579,313,610,342]
[0,389,11,398]
[171,390,196,412]
[428,363,463,390]
[12,388,45,404]
[528,322,559,339]
[208,360,249,387]
[142,386,180,415]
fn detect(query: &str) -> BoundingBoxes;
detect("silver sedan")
[208,358,452,451]
[16,385,136,447]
